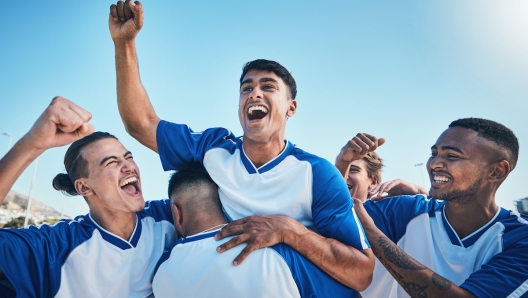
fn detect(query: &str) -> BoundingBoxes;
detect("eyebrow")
[431,145,464,154]
[240,77,278,86]
[100,151,132,166]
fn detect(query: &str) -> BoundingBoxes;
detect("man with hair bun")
[0,97,175,297]
[355,118,528,298]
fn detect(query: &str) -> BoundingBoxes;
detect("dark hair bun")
[52,173,79,196]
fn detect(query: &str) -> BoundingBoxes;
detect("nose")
[249,87,263,100]
[427,155,444,172]
[121,159,137,173]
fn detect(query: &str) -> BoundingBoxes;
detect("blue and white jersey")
[152,229,357,298]
[0,199,175,297]
[361,195,528,298]
[157,120,369,251]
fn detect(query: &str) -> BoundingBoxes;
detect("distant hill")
[2,190,62,217]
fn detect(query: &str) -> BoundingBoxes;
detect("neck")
[182,214,227,238]
[443,191,499,239]
[89,208,137,240]
[243,137,286,168]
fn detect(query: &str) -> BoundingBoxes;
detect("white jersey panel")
[153,235,300,298]
[362,211,504,298]
[56,217,175,298]
[204,148,313,228]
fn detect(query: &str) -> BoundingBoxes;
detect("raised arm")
[0,97,93,280]
[109,0,160,152]
[353,198,475,297]
[0,97,93,204]
[335,133,386,178]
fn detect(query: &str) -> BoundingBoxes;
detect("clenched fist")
[23,96,94,151]
[109,0,144,41]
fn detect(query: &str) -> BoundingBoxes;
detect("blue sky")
[1,1,527,217]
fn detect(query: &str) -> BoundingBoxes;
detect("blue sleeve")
[271,244,358,298]
[363,195,442,243]
[460,228,528,298]
[156,120,237,171]
[140,199,174,224]
[308,157,369,250]
[0,222,91,297]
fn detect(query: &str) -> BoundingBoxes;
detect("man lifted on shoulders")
[108,0,374,292]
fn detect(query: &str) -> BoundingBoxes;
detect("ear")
[74,179,94,196]
[367,179,379,193]
[171,203,183,235]
[286,99,297,117]
[488,160,510,183]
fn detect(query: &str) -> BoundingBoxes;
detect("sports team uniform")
[0,200,175,297]
[152,228,356,297]
[361,195,528,298]
[157,120,369,251]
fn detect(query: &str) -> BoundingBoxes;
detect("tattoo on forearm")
[375,236,429,297]
[378,236,426,270]
[432,273,452,291]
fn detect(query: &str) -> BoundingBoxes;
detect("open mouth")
[120,176,141,196]
[248,105,269,121]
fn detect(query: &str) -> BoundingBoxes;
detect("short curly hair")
[449,118,519,169]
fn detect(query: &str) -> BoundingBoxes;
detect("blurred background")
[1,1,527,223]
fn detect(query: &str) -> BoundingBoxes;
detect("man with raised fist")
[108,0,374,293]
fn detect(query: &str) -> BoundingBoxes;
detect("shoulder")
[138,199,173,223]
[289,145,341,178]
[365,195,443,215]
[496,209,528,248]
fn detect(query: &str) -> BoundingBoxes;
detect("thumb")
[77,123,95,139]
[378,138,386,147]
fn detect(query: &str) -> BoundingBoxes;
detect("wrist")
[281,217,309,246]
[14,135,45,160]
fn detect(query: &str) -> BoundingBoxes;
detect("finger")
[124,0,133,19]
[130,1,144,29]
[353,136,370,155]
[77,123,95,138]
[378,137,386,147]
[357,133,376,150]
[48,99,85,133]
[66,100,92,123]
[369,184,381,196]
[214,218,248,240]
[346,139,363,154]
[216,234,249,253]
[214,224,246,240]
[233,244,259,266]
[110,4,118,21]
[116,0,126,21]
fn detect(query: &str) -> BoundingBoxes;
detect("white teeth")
[433,175,451,183]
[120,176,138,187]
[248,105,269,115]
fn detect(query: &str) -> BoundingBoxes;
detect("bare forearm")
[284,226,374,291]
[364,225,474,298]
[335,158,351,179]
[114,40,159,151]
[0,138,42,204]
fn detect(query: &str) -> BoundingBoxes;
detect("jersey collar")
[239,140,294,174]
[441,205,506,247]
[87,213,142,250]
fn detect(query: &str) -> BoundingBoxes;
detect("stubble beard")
[433,178,482,205]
